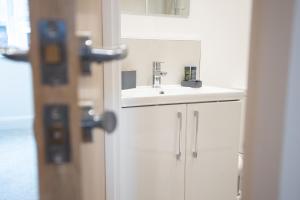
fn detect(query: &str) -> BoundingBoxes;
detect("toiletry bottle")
[184,66,191,81]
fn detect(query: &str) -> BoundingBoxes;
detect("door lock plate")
[39,20,68,85]
[44,105,71,164]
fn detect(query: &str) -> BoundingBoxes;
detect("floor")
[0,129,38,200]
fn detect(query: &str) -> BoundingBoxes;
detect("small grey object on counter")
[191,66,197,80]
[181,80,203,88]
[122,70,136,90]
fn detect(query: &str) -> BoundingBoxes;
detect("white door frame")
[102,0,121,200]
[243,0,300,199]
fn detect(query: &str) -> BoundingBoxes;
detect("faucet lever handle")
[153,61,164,70]
[156,61,164,66]
[160,71,167,76]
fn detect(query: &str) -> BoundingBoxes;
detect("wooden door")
[185,101,242,200]
[30,0,82,199]
[27,0,123,199]
[120,105,186,200]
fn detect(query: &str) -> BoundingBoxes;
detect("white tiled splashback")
[121,38,201,86]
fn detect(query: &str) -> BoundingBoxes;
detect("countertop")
[122,85,246,108]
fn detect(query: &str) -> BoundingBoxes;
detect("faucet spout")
[152,61,167,88]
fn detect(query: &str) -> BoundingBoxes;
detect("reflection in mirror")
[121,0,190,17]
[121,0,146,15]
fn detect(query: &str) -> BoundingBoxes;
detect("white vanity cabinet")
[185,101,242,200]
[120,86,244,200]
[120,105,186,200]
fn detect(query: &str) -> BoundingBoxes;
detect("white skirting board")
[0,116,34,130]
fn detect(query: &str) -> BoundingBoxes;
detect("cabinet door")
[186,101,242,200]
[120,105,186,200]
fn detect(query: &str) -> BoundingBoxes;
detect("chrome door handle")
[0,48,29,62]
[79,37,127,74]
[176,112,182,160]
[80,39,127,63]
[0,37,128,75]
[193,111,199,158]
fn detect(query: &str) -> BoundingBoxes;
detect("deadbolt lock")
[81,106,117,142]
[43,105,117,164]
[44,105,71,164]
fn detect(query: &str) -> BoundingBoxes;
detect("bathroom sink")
[122,85,204,96]
[121,85,246,107]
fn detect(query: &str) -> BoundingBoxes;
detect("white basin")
[122,85,246,107]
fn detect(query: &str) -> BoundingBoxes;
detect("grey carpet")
[0,129,38,200]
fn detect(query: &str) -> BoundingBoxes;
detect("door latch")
[39,20,68,85]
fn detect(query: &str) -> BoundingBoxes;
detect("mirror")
[121,0,190,17]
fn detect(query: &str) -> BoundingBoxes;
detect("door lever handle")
[1,48,29,62]
[79,37,127,74]
[0,37,128,75]
[80,41,127,63]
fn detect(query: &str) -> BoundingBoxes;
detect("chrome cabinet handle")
[176,112,182,160]
[192,111,199,158]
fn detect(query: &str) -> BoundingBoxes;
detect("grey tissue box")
[181,80,202,88]
[122,71,136,90]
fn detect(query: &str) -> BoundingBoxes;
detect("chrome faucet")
[152,61,167,88]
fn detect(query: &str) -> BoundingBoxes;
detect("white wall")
[121,0,252,89]
[121,39,201,86]
[0,58,33,129]
[121,0,145,15]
